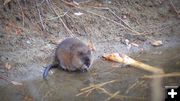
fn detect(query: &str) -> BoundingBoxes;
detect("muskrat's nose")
[84,57,90,67]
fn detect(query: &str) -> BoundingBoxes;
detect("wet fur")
[43,38,93,79]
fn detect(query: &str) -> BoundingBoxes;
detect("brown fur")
[43,37,93,79]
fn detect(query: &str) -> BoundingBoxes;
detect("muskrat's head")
[71,44,93,71]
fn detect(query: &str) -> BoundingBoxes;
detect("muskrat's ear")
[87,40,96,52]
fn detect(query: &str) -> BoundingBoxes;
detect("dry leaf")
[5,62,11,70]
[151,40,163,46]
[4,0,12,5]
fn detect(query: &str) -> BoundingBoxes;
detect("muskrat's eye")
[78,51,83,56]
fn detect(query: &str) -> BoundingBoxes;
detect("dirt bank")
[0,0,180,101]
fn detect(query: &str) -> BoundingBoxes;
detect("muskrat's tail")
[43,64,57,80]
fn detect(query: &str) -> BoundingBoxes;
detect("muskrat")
[43,38,93,79]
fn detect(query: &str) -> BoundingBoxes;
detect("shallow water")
[0,44,180,101]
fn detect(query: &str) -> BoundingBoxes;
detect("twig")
[80,80,117,91]
[76,79,145,100]
[59,15,75,37]
[61,0,78,7]
[49,1,75,37]
[39,0,46,6]
[108,8,133,30]
[108,8,143,34]
[81,9,142,35]
[76,86,96,96]
[140,72,180,79]
[0,76,22,85]
[97,87,145,100]
[61,0,142,35]
[45,11,68,21]
[35,11,68,24]
[97,87,112,96]
[45,0,54,13]
[125,80,145,94]
[16,0,25,26]
[85,90,92,97]
[42,90,53,101]
[169,0,180,17]
[35,3,69,23]
[105,91,120,101]
[76,80,117,96]
[36,1,45,30]
[89,6,109,10]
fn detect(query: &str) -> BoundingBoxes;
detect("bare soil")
[0,0,180,101]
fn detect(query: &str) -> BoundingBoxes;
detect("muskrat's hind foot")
[81,68,87,72]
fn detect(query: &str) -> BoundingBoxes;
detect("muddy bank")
[0,0,180,101]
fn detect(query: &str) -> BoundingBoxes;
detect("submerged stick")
[97,87,145,100]
[125,80,145,94]
[140,72,180,79]
[0,76,22,85]
[76,80,117,96]
[80,80,117,91]
[103,53,164,74]
[105,91,120,101]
